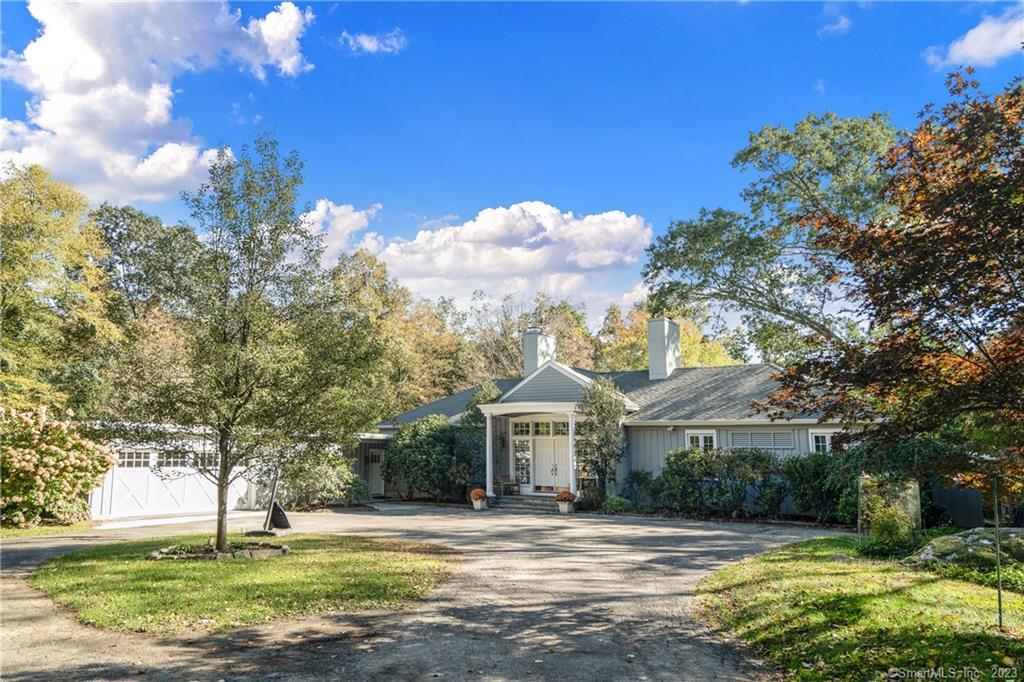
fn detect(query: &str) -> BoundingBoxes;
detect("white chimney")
[648,318,680,380]
[523,327,556,376]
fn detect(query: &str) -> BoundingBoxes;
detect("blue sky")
[2,1,1022,319]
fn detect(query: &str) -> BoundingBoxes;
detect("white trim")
[356,432,392,440]
[684,429,717,450]
[623,419,849,427]
[808,428,839,453]
[478,401,579,416]
[499,360,592,402]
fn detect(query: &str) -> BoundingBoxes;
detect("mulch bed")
[149,541,289,561]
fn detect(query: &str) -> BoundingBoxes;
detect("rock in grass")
[905,528,1024,568]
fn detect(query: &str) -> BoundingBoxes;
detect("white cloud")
[818,3,853,37]
[301,199,383,265]
[358,200,653,309]
[339,28,408,55]
[0,1,315,203]
[813,78,827,94]
[924,3,1024,68]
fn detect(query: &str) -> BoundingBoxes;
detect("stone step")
[491,495,560,514]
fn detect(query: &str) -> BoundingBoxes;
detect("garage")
[88,448,255,520]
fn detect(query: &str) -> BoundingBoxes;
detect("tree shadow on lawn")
[36,587,769,682]
[702,555,1024,679]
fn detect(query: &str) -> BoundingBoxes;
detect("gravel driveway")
[1,504,831,681]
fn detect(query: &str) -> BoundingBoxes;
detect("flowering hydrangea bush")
[1,407,116,527]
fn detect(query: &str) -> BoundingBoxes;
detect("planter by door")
[473,498,487,511]
[558,501,574,514]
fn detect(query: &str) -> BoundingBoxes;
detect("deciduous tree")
[762,72,1024,485]
[0,165,117,411]
[576,377,627,496]
[109,133,385,550]
[644,113,897,361]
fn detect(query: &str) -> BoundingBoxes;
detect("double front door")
[531,438,571,491]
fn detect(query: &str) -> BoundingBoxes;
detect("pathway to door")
[2,505,834,680]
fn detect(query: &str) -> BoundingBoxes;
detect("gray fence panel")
[931,484,984,528]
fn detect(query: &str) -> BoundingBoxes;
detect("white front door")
[533,438,571,490]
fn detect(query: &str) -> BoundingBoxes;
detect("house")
[360,319,844,498]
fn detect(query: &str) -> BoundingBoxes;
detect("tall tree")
[91,203,203,323]
[0,165,117,411]
[576,377,627,497]
[644,112,897,360]
[762,73,1024,478]
[111,133,384,550]
[593,301,738,371]
[466,292,595,380]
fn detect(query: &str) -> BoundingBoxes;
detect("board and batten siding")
[625,425,827,476]
[502,366,584,403]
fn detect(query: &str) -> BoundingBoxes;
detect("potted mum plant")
[555,490,576,514]
[470,487,488,511]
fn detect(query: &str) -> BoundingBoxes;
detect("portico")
[479,403,579,498]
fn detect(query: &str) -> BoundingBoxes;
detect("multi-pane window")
[118,450,152,468]
[157,452,191,468]
[533,422,552,436]
[513,439,532,484]
[553,421,569,436]
[810,432,836,453]
[688,433,716,451]
[512,422,531,436]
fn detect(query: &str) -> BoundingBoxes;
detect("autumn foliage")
[0,406,116,527]
[762,71,1024,480]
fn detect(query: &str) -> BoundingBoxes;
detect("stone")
[905,528,1024,568]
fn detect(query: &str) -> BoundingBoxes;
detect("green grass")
[1,520,94,539]
[699,537,1024,681]
[30,533,451,635]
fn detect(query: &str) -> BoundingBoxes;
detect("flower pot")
[472,498,488,511]
[558,501,574,514]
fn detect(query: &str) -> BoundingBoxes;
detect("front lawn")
[31,533,450,635]
[700,537,1024,681]
[1,520,94,539]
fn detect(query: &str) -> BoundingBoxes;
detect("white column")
[568,411,578,496]
[485,412,494,497]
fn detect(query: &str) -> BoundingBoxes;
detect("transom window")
[512,420,569,438]
[118,450,152,468]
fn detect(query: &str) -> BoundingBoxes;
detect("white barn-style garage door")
[89,449,254,520]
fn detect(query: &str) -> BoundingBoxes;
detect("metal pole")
[857,470,863,539]
[993,474,1003,631]
[263,466,280,532]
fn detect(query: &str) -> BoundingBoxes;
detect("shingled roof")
[378,363,787,428]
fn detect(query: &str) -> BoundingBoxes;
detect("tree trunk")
[215,431,231,551]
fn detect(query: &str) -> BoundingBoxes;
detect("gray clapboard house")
[356,319,843,498]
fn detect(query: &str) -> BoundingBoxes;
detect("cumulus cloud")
[301,199,383,265]
[339,28,408,55]
[818,3,853,37]
[924,3,1024,68]
[0,1,315,203]
[358,200,652,305]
